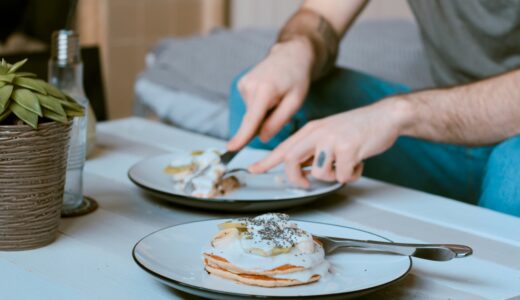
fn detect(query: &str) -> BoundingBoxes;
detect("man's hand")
[227,38,314,151]
[227,0,368,151]
[249,98,412,188]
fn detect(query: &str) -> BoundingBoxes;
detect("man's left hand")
[249,97,412,188]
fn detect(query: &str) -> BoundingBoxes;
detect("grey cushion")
[135,20,433,138]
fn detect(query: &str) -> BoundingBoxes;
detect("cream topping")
[205,213,330,282]
[229,213,312,254]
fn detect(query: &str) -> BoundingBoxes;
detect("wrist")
[271,36,315,62]
[270,36,316,73]
[386,95,417,137]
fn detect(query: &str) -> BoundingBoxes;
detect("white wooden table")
[1,117,519,300]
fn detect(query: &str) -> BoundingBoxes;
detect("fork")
[183,150,244,194]
[223,165,313,177]
[314,234,473,261]
[182,164,213,194]
[219,109,276,169]
[182,150,242,194]
[220,150,240,166]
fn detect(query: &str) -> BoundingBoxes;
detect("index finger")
[249,124,315,173]
[227,87,278,151]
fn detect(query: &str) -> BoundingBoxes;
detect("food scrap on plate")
[164,149,240,198]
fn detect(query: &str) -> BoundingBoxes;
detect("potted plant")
[0,58,84,250]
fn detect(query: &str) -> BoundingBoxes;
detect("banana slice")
[272,247,292,255]
[211,228,240,249]
[247,246,292,257]
[191,150,204,156]
[164,164,195,174]
[296,239,315,254]
[218,222,247,230]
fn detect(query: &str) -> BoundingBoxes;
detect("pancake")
[204,259,320,288]
[202,213,330,287]
[203,253,305,276]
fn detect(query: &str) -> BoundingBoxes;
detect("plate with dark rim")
[127,149,343,211]
[133,219,412,299]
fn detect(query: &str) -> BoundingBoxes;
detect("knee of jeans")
[479,135,520,216]
[488,135,520,163]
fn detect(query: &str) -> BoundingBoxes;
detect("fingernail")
[317,151,326,168]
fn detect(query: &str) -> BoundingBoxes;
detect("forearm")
[276,0,368,80]
[397,69,520,146]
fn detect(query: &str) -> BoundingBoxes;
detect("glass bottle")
[49,30,97,217]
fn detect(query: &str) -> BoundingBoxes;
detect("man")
[227,0,520,216]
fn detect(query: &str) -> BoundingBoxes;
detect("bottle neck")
[48,61,85,95]
[49,30,87,105]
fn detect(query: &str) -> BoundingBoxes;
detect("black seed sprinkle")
[231,213,307,248]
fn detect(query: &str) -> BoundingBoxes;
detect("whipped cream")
[234,213,313,254]
[168,148,228,198]
[205,213,330,282]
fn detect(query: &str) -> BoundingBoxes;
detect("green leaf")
[65,108,85,117]
[0,107,11,122]
[38,94,66,116]
[0,74,15,83]
[0,81,6,88]
[0,59,7,74]
[11,88,42,117]
[10,102,38,128]
[8,58,28,74]
[0,84,13,110]
[13,77,48,95]
[15,72,37,78]
[43,107,68,123]
[43,83,66,99]
[0,99,9,115]
[59,98,83,112]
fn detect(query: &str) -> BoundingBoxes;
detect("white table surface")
[1,117,519,300]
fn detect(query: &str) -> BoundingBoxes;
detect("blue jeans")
[229,67,520,217]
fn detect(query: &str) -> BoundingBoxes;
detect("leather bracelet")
[277,8,340,80]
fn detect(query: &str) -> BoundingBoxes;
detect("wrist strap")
[277,8,339,80]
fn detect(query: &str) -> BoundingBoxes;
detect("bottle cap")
[51,30,81,66]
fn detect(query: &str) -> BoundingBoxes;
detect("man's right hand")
[226,38,315,151]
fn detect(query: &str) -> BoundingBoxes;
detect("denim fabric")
[479,136,520,216]
[228,67,519,217]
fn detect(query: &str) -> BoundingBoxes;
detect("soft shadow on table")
[88,133,168,160]
[343,183,396,199]
[288,189,353,214]
[157,276,417,300]
[87,144,115,160]
[139,185,374,218]
[413,267,489,286]
[356,274,418,300]
[166,287,203,300]
[139,190,244,218]
[152,281,203,299]
[292,183,393,212]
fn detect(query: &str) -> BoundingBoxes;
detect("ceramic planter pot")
[0,121,71,250]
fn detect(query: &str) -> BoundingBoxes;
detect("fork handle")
[327,237,472,261]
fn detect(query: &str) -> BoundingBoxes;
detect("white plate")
[128,149,343,211]
[133,219,412,299]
